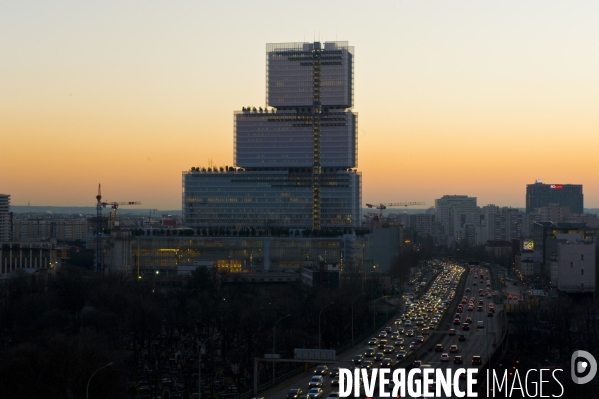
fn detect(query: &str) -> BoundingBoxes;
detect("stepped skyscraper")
[184,42,361,230]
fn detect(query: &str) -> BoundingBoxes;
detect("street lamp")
[273,313,291,384]
[351,293,366,347]
[199,333,221,399]
[319,302,335,349]
[86,362,113,399]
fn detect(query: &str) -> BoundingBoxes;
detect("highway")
[263,263,505,399]
[412,266,504,398]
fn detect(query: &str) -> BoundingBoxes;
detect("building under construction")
[183,41,361,230]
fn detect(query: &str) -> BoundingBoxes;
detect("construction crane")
[95,184,141,272]
[365,202,426,219]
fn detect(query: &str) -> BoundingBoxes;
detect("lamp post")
[319,302,335,349]
[199,333,221,399]
[351,293,365,347]
[86,362,113,399]
[273,313,291,384]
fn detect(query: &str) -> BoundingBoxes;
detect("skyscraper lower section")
[183,168,361,229]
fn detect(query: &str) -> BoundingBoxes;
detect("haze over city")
[1,1,597,209]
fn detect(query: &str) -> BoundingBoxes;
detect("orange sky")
[1,1,597,209]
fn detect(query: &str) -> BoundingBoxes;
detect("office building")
[526,180,583,214]
[184,41,361,230]
[0,194,10,241]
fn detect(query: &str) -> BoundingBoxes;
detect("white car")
[440,353,450,362]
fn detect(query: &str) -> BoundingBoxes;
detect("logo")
[571,350,597,384]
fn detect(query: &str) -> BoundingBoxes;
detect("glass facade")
[526,183,583,214]
[266,42,353,108]
[183,40,361,230]
[135,236,342,273]
[183,169,361,229]
[234,109,357,168]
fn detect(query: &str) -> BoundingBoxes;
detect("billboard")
[522,239,534,251]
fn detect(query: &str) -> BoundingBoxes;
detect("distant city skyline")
[1,1,598,209]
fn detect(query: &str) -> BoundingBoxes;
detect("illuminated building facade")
[184,41,361,229]
[133,236,342,275]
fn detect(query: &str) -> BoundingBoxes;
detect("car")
[453,318,461,325]
[405,330,414,337]
[409,342,419,351]
[434,344,443,352]
[477,305,484,312]
[314,365,328,375]
[416,335,424,343]
[472,356,482,365]
[448,328,456,335]
[353,355,363,365]
[362,360,373,369]
[329,367,339,377]
[449,345,459,353]
[367,338,378,346]
[396,350,407,359]
[385,326,393,333]
[390,332,399,339]
[453,355,463,364]
[309,376,324,388]
[364,348,376,357]
[458,334,467,341]
[404,320,412,326]
[326,392,339,399]
[465,317,472,324]
[466,288,470,292]
[374,353,384,361]
[331,376,339,386]
[394,339,404,347]
[377,339,388,348]
[397,327,405,334]
[468,305,474,311]
[287,389,303,399]
[472,281,477,286]
[383,345,394,354]
[381,357,393,367]
[440,353,450,362]
[412,360,422,368]
[488,311,494,317]
[379,331,388,338]
[421,327,430,336]
[307,388,323,399]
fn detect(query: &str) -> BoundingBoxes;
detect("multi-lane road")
[264,263,505,399]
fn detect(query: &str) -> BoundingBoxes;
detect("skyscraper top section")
[266,41,354,108]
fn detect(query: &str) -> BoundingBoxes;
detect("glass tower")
[184,41,361,230]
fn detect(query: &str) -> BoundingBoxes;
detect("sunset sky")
[1,1,598,210]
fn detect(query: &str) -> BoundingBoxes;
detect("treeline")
[0,266,389,398]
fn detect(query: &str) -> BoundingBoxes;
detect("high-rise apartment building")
[435,195,478,245]
[184,42,361,230]
[526,180,583,214]
[0,194,11,241]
